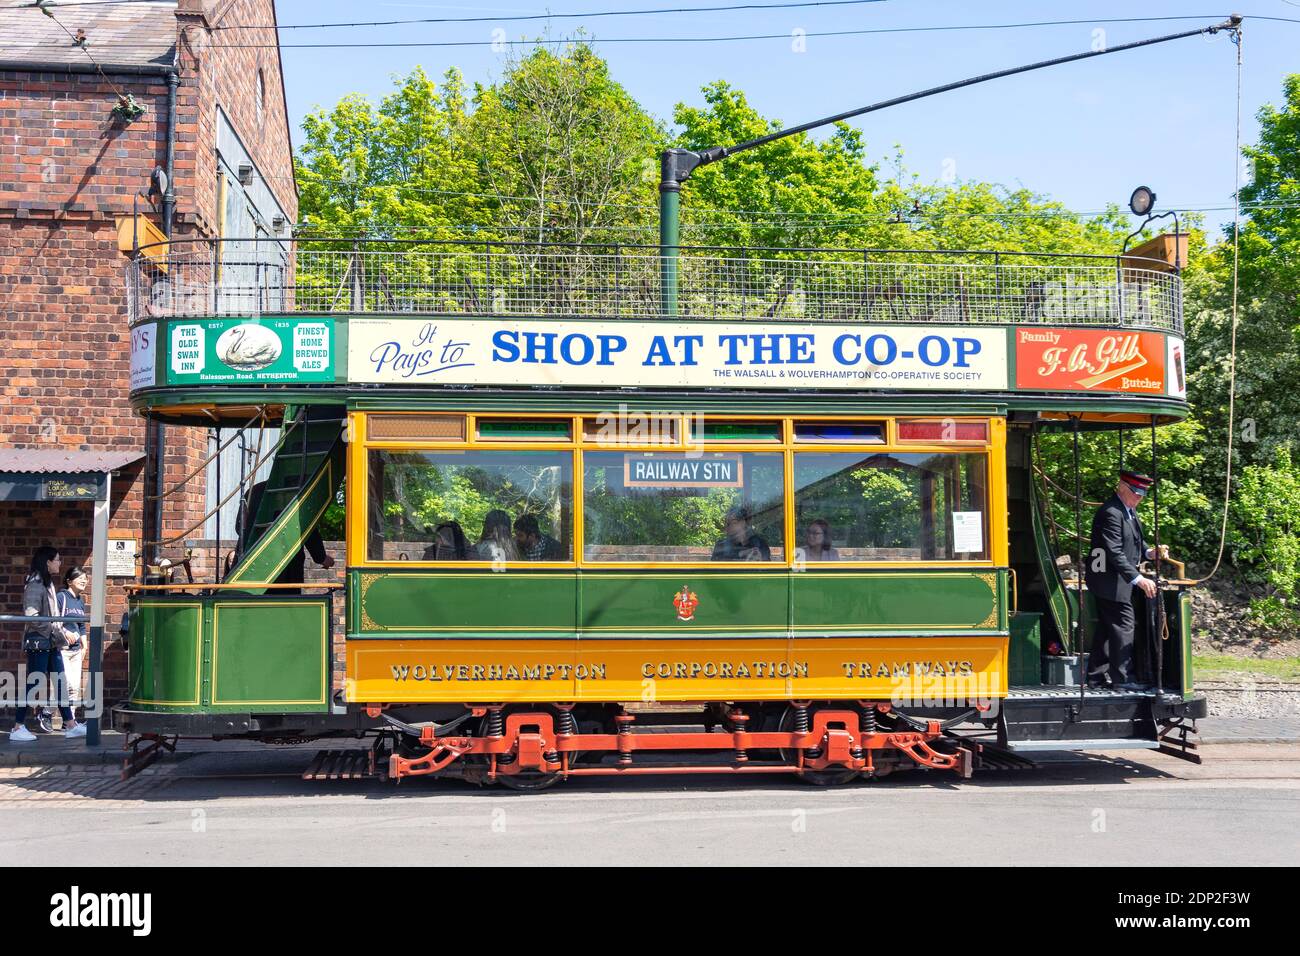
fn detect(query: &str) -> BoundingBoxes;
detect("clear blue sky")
[275,1,1299,233]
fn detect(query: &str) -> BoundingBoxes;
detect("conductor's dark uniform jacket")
[1084,494,1148,684]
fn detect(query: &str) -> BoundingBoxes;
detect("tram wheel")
[778,703,859,787]
[478,705,573,791]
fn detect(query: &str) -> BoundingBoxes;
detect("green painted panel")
[349,567,1004,638]
[580,571,788,634]
[353,571,578,637]
[210,600,328,710]
[1009,612,1043,685]
[793,570,1001,631]
[128,601,203,709]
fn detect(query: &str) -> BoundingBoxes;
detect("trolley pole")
[656,15,1241,313]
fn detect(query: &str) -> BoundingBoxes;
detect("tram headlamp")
[1128,186,1156,217]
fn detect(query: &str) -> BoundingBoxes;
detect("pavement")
[3,718,1300,767]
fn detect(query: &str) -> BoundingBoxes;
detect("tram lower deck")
[115,406,1206,784]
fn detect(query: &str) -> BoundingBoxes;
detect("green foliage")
[468,43,663,245]
[1180,73,1300,597]
[1194,654,1300,680]
[671,82,1130,255]
[295,51,1300,601]
[583,487,734,549]
[1035,419,1212,560]
[1231,446,1300,629]
[800,466,920,548]
[1237,74,1300,304]
[295,67,482,240]
[296,47,663,244]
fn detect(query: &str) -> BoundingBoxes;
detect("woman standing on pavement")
[56,566,89,725]
[8,546,84,742]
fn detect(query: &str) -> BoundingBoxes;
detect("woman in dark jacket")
[9,546,83,742]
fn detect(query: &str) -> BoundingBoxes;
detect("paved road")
[1,744,1297,866]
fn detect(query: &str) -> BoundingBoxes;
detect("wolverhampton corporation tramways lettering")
[386,659,978,682]
[840,660,975,678]
[391,664,608,682]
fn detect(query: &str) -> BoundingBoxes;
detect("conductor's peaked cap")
[1119,471,1155,490]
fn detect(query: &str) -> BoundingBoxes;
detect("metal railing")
[126,238,1182,333]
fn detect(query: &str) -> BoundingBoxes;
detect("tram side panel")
[344,567,1010,707]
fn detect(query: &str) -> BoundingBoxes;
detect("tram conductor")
[1084,470,1165,690]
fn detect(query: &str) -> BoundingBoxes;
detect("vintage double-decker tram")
[118,233,1206,785]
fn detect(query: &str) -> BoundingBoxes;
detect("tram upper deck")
[127,239,1187,422]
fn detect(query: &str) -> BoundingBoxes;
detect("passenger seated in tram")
[424,521,468,561]
[476,509,519,562]
[711,505,771,562]
[514,513,565,561]
[801,518,840,561]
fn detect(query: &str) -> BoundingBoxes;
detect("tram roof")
[127,238,1188,421]
[129,237,1181,333]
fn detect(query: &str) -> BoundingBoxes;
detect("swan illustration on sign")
[216,323,282,371]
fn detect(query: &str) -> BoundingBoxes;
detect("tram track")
[1,742,1297,800]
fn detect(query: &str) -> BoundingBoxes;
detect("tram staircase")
[225,404,347,590]
[1006,426,1071,656]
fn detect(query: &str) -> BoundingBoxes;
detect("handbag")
[22,631,52,653]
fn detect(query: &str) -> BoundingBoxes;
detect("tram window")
[582,415,678,445]
[582,451,785,563]
[689,420,782,443]
[793,452,988,561]
[367,414,465,442]
[793,421,885,443]
[367,450,572,562]
[895,419,989,443]
[476,418,571,441]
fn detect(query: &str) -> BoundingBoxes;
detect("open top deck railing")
[126,238,1182,334]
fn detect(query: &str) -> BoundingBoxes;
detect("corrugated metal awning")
[0,449,144,475]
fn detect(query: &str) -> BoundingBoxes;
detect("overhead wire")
[1191,24,1245,585]
[23,14,1295,50]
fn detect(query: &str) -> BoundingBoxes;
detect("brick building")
[0,0,297,703]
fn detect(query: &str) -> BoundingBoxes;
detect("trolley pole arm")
[657,14,1243,313]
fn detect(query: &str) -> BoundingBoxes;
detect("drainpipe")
[149,69,179,565]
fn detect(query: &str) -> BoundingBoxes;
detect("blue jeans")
[14,648,73,724]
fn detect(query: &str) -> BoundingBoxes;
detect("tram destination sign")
[165,317,335,386]
[347,319,1009,391]
[624,454,743,488]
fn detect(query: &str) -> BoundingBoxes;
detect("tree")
[1232,447,1300,629]
[295,67,483,240]
[468,43,663,246]
[1237,74,1300,304]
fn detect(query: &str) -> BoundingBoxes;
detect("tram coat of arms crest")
[673,585,700,622]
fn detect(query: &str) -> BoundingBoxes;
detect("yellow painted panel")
[347,636,1008,704]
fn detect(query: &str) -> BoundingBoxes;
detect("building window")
[256,69,266,127]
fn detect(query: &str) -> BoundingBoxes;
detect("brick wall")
[0,471,142,703]
[0,71,170,222]
[0,0,298,709]
[304,540,346,697]
[176,0,298,234]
